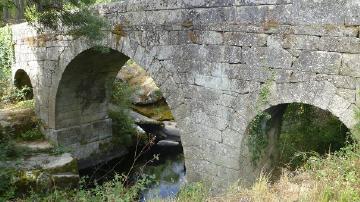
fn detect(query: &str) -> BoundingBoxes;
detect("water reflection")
[140,157,186,201]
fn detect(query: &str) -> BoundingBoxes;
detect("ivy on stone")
[247,68,275,165]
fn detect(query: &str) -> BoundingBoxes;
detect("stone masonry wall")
[11,0,360,190]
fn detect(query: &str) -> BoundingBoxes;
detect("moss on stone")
[132,99,174,121]
[46,158,78,175]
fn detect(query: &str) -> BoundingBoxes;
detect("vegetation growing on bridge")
[247,68,275,165]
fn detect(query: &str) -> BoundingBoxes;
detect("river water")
[79,142,186,201]
[139,143,186,201]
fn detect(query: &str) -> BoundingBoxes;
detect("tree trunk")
[3,6,9,23]
[15,0,25,22]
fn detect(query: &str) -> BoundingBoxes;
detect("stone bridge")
[11,0,360,190]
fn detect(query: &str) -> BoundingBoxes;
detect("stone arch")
[49,34,184,163]
[54,47,129,130]
[247,80,357,130]
[48,34,180,130]
[237,80,355,185]
[13,69,34,100]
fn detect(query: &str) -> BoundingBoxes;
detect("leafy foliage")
[110,80,136,146]
[0,168,17,201]
[0,127,22,200]
[0,25,13,99]
[247,112,272,165]
[20,128,44,141]
[176,182,208,202]
[247,71,274,165]
[24,174,152,202]
[24,0,110,41]
[278,103,350,169]
[301,144,360,201]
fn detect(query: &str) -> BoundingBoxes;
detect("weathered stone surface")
[0,153,79,192]
[341,54,360,77]
[117,61,163,105]
[11,0,360,192]
[293,51,342,74]
[242,47,293,69]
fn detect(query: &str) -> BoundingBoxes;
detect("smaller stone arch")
[239,102,351,186]
[14,69,34,100]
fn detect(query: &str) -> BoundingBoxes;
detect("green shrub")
[247,112,272,165]
[278,103,350,169]
[2,85,32,104]
[110,81,136,146]
[20,128,44,141]
[0,168,17,201]
[24,174,152,202]
[0,25,13,100]
[0,127,21,201]
[176,182,208,202]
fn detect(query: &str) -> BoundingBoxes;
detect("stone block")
[293,51,342,74]
[290,0,346,25]
[319,37,360,53]
[55,127,81,146]
[242,46,293,69]
[281,35,320,50]
[341,54,360,77]
[224,32,267,47]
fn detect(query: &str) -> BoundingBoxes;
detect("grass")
[143,142,360,202]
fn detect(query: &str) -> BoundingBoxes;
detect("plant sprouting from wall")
[247,112,272,164]
[247,68,275,165]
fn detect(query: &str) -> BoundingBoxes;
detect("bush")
[0,25,13,100]
[176,182,208,202]
[24,174,152,202]
[2,85,32,104]
[110,81,136,146]
[0,127,21,201]
[278,103,350,169]
[20,128,44,141]
[0,168,17,201]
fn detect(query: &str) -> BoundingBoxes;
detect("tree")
[1,0,114,41]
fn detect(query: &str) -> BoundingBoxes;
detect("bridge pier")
[48,118,124,168]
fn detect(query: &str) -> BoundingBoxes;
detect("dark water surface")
[79,142,186,201]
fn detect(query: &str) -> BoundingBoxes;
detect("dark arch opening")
[14,69,33,100]
[56,47,185,200]
[55,48,128,129]
[244,103,350,182]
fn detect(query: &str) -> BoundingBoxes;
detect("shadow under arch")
[239,102,350,185]
[14,69,34,100]
[53,46,184,173]
[55,47,129,130]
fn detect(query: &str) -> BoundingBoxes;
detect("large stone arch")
[48,34,185,161]
[48,34,179,129]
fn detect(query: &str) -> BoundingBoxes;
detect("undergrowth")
[19,174,152,202]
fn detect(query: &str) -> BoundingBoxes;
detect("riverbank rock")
[132,99,174,121]
[0,152,79,193]
[0,104,37,135]
[129,109,163,126]
[117,60,162,105]
[160,121,181,142]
